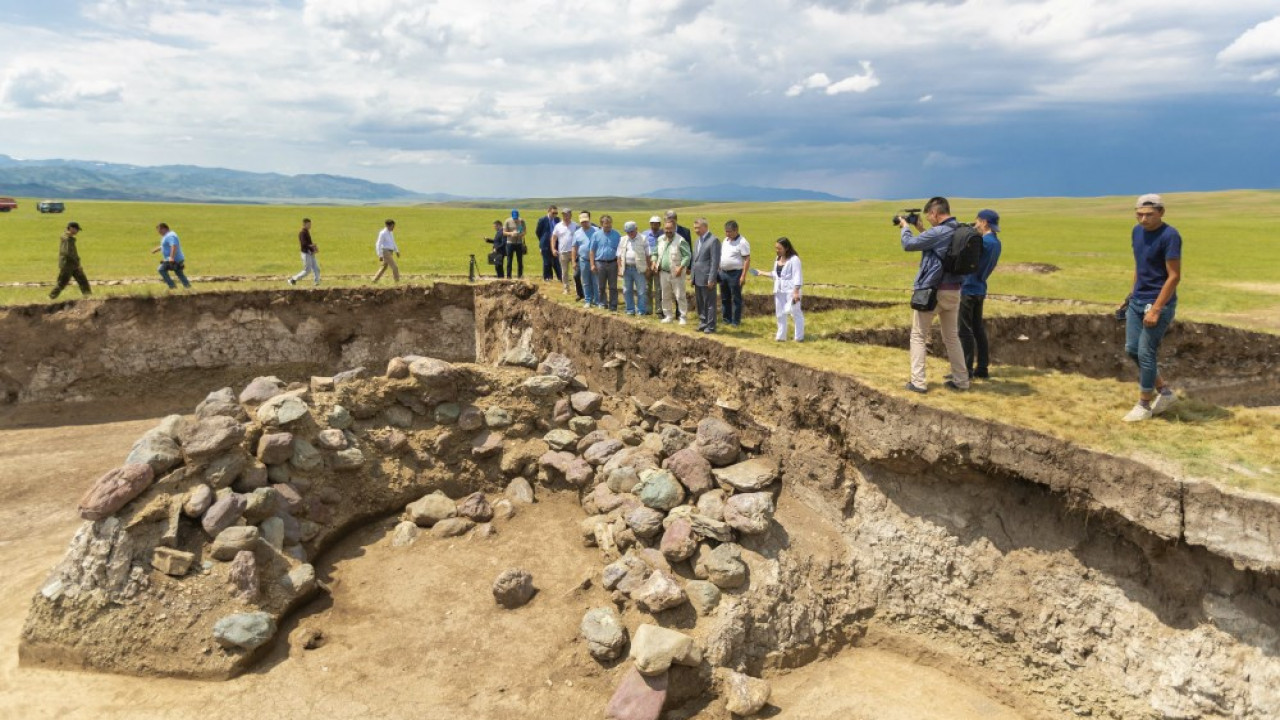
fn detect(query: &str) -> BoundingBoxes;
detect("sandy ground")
[0,417,1027,719]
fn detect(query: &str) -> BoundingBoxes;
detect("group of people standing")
[514,205,804,341]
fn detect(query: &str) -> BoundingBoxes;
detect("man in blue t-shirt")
[958,209,1003,379]
[152,222,191,289]
[1122,193,1182,422]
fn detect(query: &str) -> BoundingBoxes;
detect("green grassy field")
[2,191,1277,491]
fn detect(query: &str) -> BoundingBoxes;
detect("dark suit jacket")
[535,215,556,249]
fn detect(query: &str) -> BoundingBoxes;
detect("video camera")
[892,209,922,227]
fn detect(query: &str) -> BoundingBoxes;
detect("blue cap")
[510,209,519,219]
[977,209,999,232]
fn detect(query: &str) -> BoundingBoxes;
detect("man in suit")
[690,217,721,333]
[536,204,560,282]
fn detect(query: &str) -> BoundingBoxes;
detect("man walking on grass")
[372,219,400,283]
[288,218,320,286]
[1122,194,1181,422]
[49,221,91,299]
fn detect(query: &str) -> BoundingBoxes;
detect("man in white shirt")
[551,207,578,296]
[619,221,651,315]
[642,216,662,315]
[372,219,400,283]
[718,219,751,326]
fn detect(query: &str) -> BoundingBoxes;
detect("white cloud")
[786,72,832,96]
[1251,68,1280,82]
[1218,15,1280,66]
[1,66,123,109]
[918,94,933,103]
[825,61,880,95]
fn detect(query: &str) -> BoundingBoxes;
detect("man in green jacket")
[49,221,91,300]
[656,218,691,324]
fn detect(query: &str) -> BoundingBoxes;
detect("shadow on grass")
[1163,399,1234,424]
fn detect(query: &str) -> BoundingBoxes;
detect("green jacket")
[657,235,691,273]
[58,232,80,267]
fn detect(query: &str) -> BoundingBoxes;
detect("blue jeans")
[159,261,190,288]
[718,269,745,324]
[623,264,648,314]
[1125,296,1176,393]
[579,259,597,306]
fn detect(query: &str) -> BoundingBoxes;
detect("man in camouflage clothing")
[49,221,91,299]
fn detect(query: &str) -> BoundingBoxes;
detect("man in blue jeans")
[1122,193,1182,422]
[717,220,750,326]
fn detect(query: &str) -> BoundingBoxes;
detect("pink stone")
[606,667,668,720]
[78,464,155,520]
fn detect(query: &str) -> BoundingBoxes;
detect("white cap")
[649,215,662,223]
[1135,193,1163,208]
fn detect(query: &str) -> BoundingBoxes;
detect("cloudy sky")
[1,0,1278,199]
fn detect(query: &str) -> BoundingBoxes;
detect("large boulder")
[570,391,604,415]
[694,543,748,589]
[213,612,276,651]
[78,464,155,520]
[195,389,246,421]
[523,375,568,397]
[632,571,688,613]
[584,438,625,466]
[409,357,459,400]
[724,492,775,535]
[605,667,668,720]
[580,607,628,661]
[659,518,698,562]
[182,416,246,460]
[406,492,456,527]
[257,432,295,465]
[456,492,494,522]
[492,568,536,609]
[256,393,310,427]
[635,470,685,512]
[536,352,576,382]
[648,398,688,424]
[238,376,286,406]
[723,671,772,716]
[662,447,714,495]
[630,624,700,676]
[125,429,183,475]
[202,493,247,536]
[695,417,741,467]
[712,458,780,492]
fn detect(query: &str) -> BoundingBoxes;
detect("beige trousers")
[373,249,400,282]
[910,288,969,388]
[658,270,688,320]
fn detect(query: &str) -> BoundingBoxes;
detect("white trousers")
[775,292,804,340]
[658,270,688,320]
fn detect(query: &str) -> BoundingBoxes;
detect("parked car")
[0,198,17,212]
[38,200,65,213]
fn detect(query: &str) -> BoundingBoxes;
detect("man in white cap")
[619,220,651,315]
[642,215,663,315]
[1122,193,1182,422]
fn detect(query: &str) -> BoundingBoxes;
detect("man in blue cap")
[958,209,1002,380]
[502,209,527,278]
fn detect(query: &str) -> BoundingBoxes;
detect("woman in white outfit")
[752,237,804,341]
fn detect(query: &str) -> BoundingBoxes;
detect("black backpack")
[942,223,983,275]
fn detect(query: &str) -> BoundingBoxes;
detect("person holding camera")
[1121,194,1181,422]
[152,222,191,289]
[483,219,505,278]
[899,197,969,393]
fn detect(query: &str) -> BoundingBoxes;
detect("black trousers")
[541,242,560,281]
[958,294,989,375]
[505,244,525,278]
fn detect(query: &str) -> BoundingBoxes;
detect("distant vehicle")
[0,197,17,212]
[38,200,65,213]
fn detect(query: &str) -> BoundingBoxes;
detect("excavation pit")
[6,284,1280,719]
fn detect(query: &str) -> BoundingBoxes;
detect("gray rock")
[580,607,628,661]
[576,429,610,453]
[695,543,748,589]
[257,432,295,465]
[484,405,513,428]
[505,477,535,504]
[281,563,316,595]
[182,483,214,518]
[332,366,367,385]
[384,405,414,429]
[492,568,536,608]
[202,493,247,536]
[290,439,323,471]
[456,405,484,431]
[376,429,408,453]
[239,376,286,406]
[590,484,630,514]
[632,570,688,613]
[565,458,594,487]
[327,405,353,430]
[234,462,269,492]
[125,430,183,475]
[696,489,728,521]
[242,487,279,524]
[434,402,461,425]
[584,438,625,466]
[315,428,347,450]
[195,388,246,421]
[501,346,539,368]
[151,547,195,576]
[571,391,604,415]
[333,447,366,470]
[634,470,686,512]
[689,513,736,543]
[310,376,335,393]
[278,513,302,545]
[619,427,645,446]
[647,398,688,424]
[256,393,310,427]
[406,492,456,527]
[607,466,642,494]
[471,431,505,459]
[537,352,576,381]
[491,498,517,521]
[686,580,721,615]
[605,667,668,720]
[630,624,700,676]
[539,450,576,475]
[663,447,715,495]
[724,492,775,535]
[456,492,494,522]
[386,356,411,379]
[658,424,694,458]
[602,553,650,592]
[204,449,249,489]
[432,517,475,537]
[213,612,276,651]
[523,375,568,397]
[625,506,666,538]
[299,519,322,542]
[78,464,154,521]
[211,525,261,561]
[713,458,780,492]
[723,671,772,716]
[543,428,579,451]
[553,398,573,424]
[695,417,741,467]
[228,550,258,601]
[568,412,596,435]
[272,483,304,514]
[182,416,246,460]
[390,520,420,547]
[260,516,285,550]
[659,518,698,562]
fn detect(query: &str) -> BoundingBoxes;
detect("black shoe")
[944,380,968,391]
[288,277,296,286]
[972,369,989,379]
[904,382,927,394]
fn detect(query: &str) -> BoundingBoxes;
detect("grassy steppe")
[1,191,1277,491]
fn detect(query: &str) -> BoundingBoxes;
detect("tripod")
[468,254,478,283]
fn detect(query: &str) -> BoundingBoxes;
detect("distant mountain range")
[0,155,852,204]
[643,183,853,203]
[0,155,442,203]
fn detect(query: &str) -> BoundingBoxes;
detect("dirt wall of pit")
[0,286,476,420]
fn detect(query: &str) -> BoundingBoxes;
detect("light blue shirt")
[591,228,621,262]
[161,231,184,262]
[572,226,598,259]
[642,229,661,254]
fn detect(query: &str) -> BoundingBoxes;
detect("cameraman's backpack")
[942,223,983,275]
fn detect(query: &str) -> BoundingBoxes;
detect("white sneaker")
[1122,403,1153,422]
[1151,390,1177,416]
[678,317,687,325]
[661,316,672,324]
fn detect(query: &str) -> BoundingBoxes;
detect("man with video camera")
[899,197,969,393]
